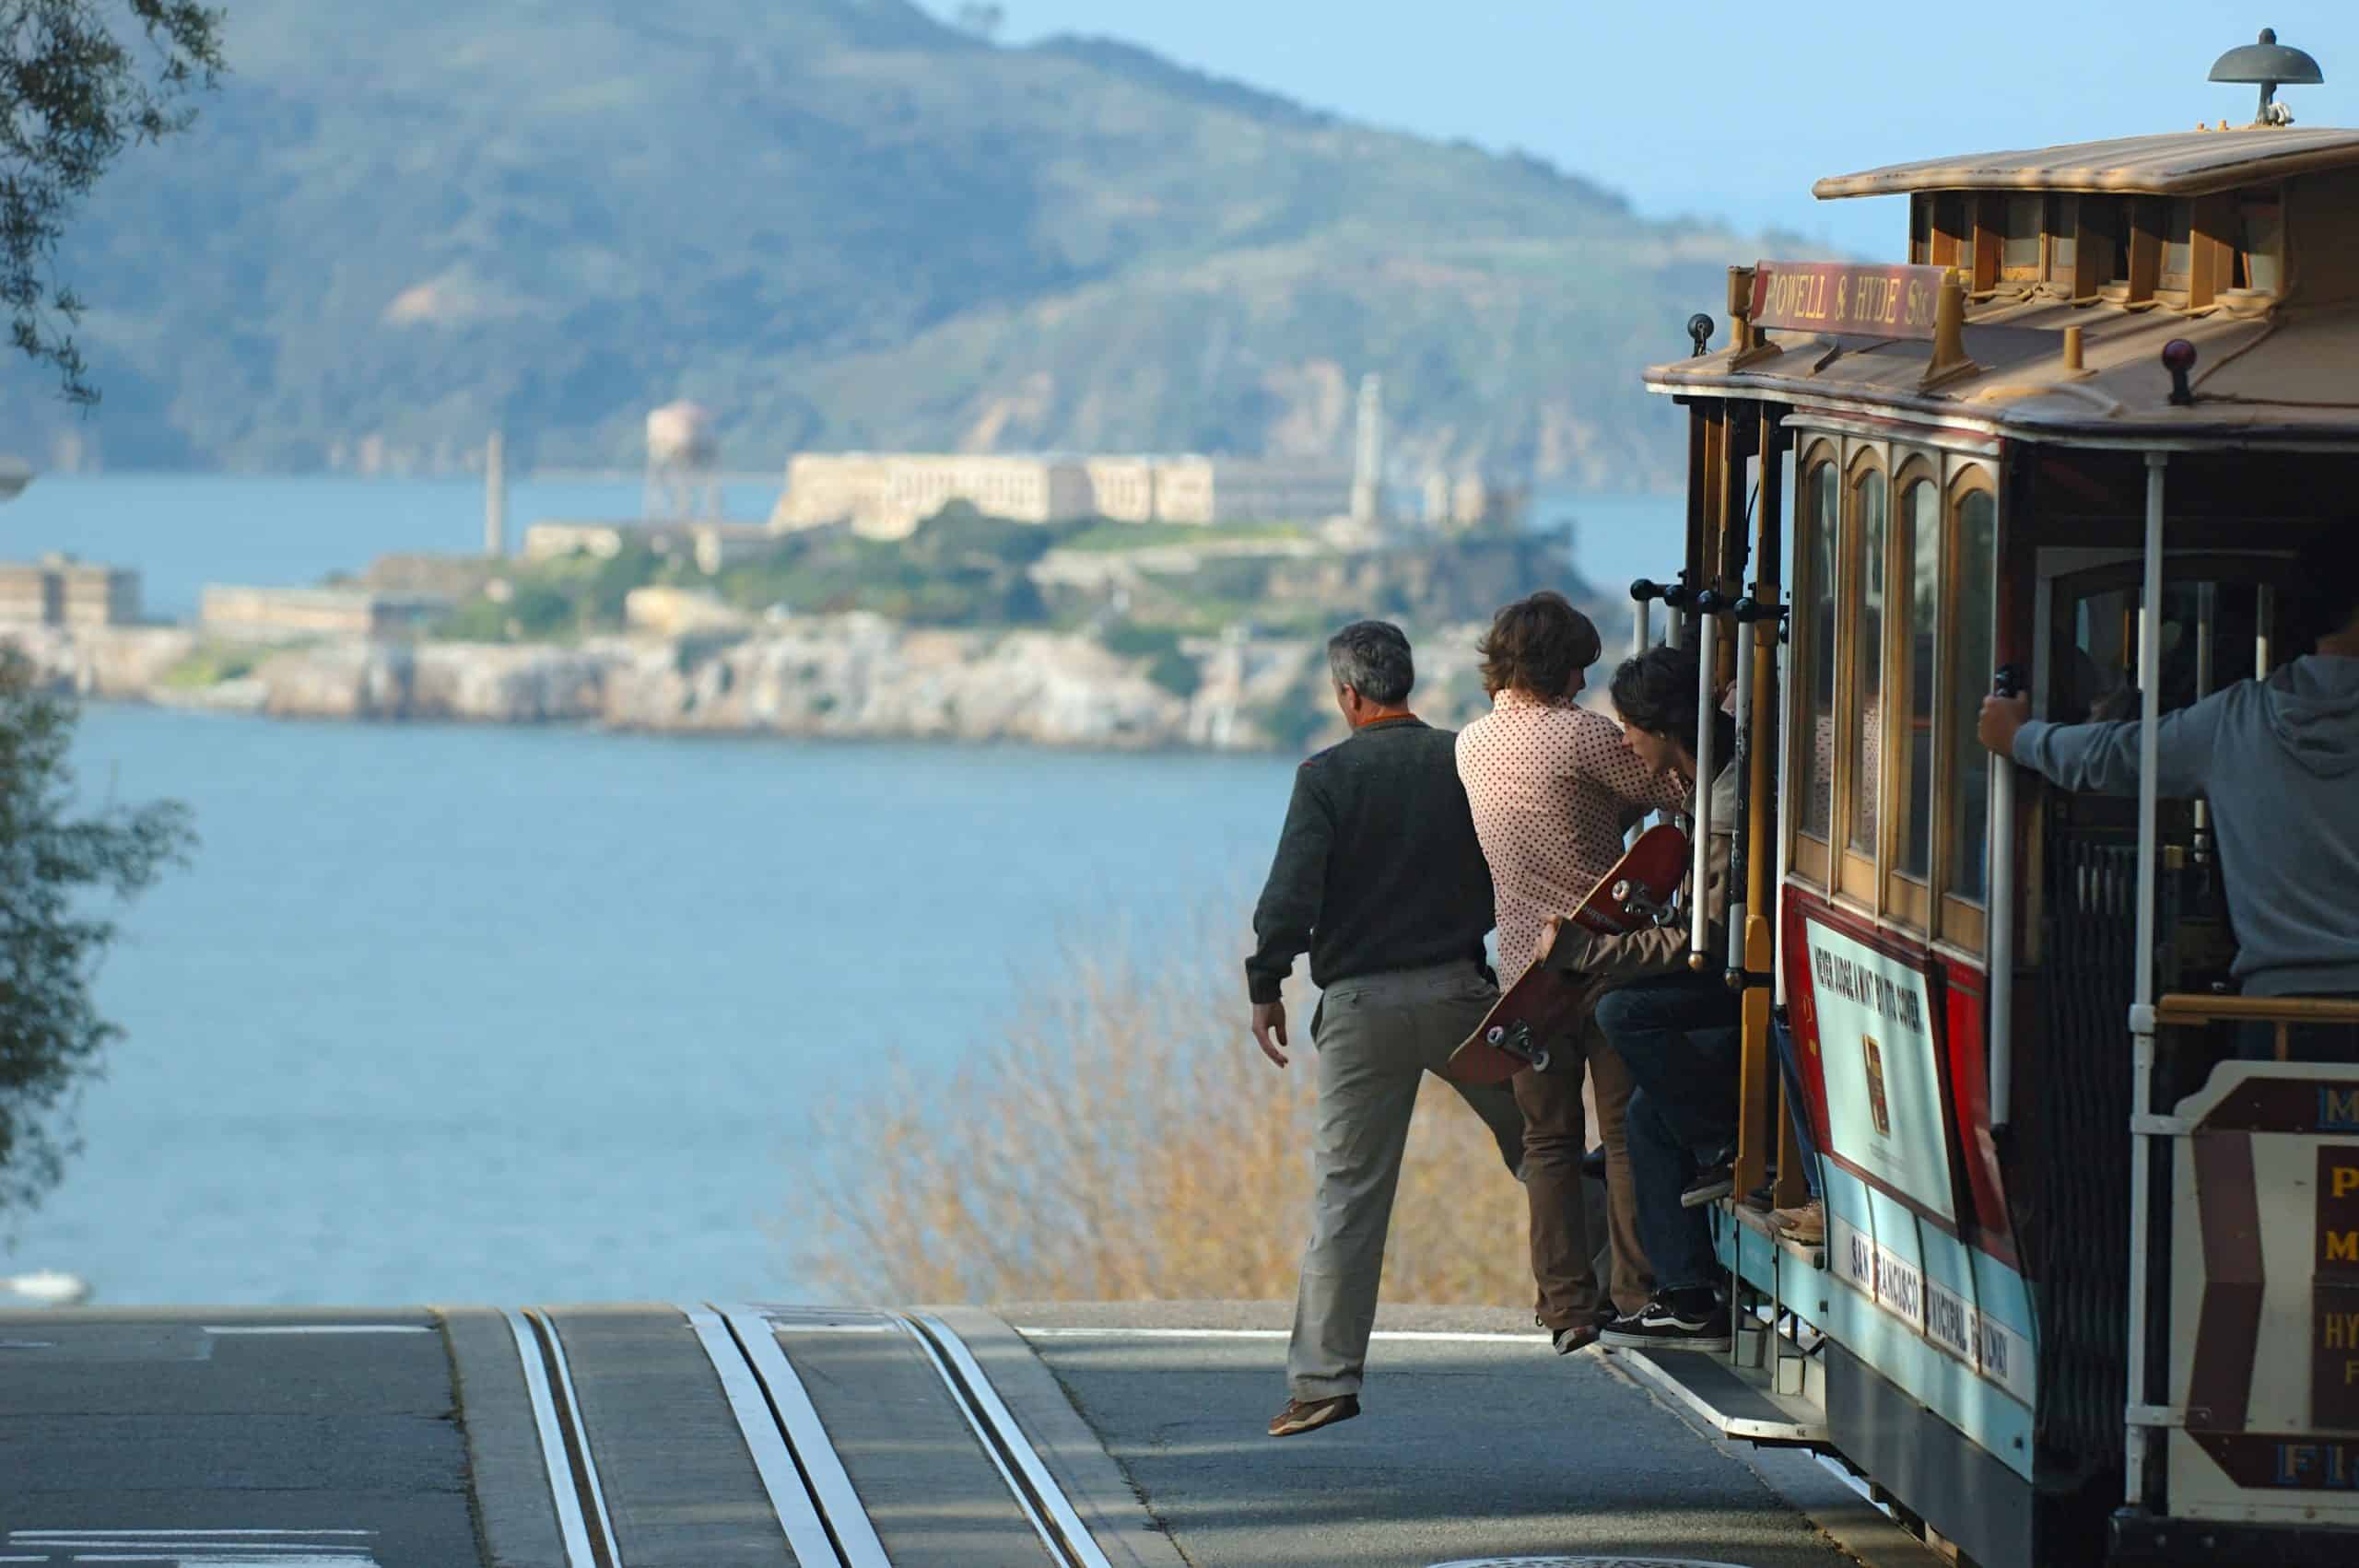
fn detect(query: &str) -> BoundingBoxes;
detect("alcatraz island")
[0,399,1618,753]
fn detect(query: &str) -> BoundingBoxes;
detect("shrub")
[798,913,1529,1305]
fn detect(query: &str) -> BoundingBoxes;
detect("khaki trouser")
[1287,960,1523,1400]
[1512,1017,1651,1328]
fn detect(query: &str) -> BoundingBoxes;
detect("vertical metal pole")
[1774,614,1792,1006]
[2256,583,2276,679]
[2192,582,2215,858]
[2124,451,2167,1507]
[1726,606,1755,977]
[1634,597,1652,661]
[1987,635,2017,1127]
[1690,603,1719,968]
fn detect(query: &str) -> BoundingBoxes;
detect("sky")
[977,3,2359,255]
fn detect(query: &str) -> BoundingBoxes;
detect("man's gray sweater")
[2013,653,2359,998]
[1246,716,1494,1004]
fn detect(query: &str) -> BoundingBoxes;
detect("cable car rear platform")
[0,1298,1945,1568]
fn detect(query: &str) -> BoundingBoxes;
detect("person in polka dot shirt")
[1456,591,1690,1352]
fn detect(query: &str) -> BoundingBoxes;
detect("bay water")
[0,474,1680,1305]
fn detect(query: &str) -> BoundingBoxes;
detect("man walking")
[1248,620,1524,1438]
[1455,592,1686,1352]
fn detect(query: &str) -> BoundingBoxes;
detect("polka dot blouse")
[1455,689,1693,989]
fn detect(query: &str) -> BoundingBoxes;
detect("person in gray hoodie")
[1978,542,2359,1036]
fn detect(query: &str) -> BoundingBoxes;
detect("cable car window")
[1897,478,1940,883]
[1947,487,1997,904]
[1847,468,1887,859]
[1800,460,1838,843]
[2047,194,2078,282]
[2002,193,2042,277]
[2237,197,2283,293]
[2160,199,2193,291]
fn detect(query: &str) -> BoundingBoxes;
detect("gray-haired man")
[1247,620,1525,1437]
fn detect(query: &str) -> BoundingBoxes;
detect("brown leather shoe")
[1770,1199,1825,1245]
[1268,1393,1361,1437]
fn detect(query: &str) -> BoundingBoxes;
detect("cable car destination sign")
[1749,261,1949,339]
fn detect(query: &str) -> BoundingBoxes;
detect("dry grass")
[800,917,1532,1305]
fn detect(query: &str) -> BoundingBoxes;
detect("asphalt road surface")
[0,1301,1934,1568]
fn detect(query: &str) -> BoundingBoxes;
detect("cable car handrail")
[2152,993,2359,1025]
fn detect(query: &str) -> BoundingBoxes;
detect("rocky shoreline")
[4,614,1504,752]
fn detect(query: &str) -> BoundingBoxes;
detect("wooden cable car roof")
[1813,126,2359,199]
[1646,298,2359,446]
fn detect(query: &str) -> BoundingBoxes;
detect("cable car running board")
[1606,1346,1831,1448]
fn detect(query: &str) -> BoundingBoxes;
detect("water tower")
[643,401,722,521]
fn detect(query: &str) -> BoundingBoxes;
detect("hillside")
[1,0,1805,486]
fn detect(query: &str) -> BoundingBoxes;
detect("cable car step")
[1606,1345,1830,1448]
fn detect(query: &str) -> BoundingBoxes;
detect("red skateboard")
[1445,823,1691,1085]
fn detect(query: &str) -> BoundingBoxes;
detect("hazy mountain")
[2,0,1812,487]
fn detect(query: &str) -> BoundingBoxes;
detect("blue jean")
[1596,974,1742,1294]
[1771,1012,1825,1200]
[1593,973,1741,1158]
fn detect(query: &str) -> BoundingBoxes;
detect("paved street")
[0,1301,1933,1568]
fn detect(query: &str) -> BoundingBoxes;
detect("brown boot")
[1769,1199,1825,1246]
[1268,1393,1361,1437]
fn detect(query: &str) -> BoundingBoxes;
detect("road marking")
[679,1305,851,1567]
[1016,1326,1547,1343]
[200,1325,431,1336]
[903,1312,1115,1568]
[501,1309,604,1568]
[6,1527,379,1566]
[716,1305,892,1565]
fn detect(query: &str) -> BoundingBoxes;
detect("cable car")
[1614,29,2359,1567]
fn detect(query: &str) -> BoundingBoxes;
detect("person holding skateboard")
[1247,620,1528,1438]
[1455,592,1689,1353]
[1539,642,1743,1353]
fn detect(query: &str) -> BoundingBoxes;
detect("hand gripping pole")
[1687,589,1725,971]
[1722,596,1783,986]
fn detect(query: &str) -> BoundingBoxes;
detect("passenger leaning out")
[1978,531,2359,1059]
[1535,643,1741,1352]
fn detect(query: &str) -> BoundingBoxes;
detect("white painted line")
[895,1316,1059,1551]
[70,1559,369,1566]
[201,1325,431,1336]
[679,1304,847,1568]
[529,1312,620,1565]
[67,1559,368,1566]
[15,1550,370,1557]
[910,1312,1117,1568]
[1015,1326,1546,1343]
[716,1305,893,1566]
[501,1309,602,1568]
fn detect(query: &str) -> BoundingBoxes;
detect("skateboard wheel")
[1529,1049,1552,1072]
[1485,1025,1506,1045]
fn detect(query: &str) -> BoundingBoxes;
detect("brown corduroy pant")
[1511,1018,1652,1329]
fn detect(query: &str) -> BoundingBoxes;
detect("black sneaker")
[1681,1163,1734,1208]
[1600,1294,1731,1353]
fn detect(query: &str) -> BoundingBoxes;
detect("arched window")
[1840,454,1888,899]
[1944,482,1999,919]
[1895,472,1942,887]
[1795,451,1840,877]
